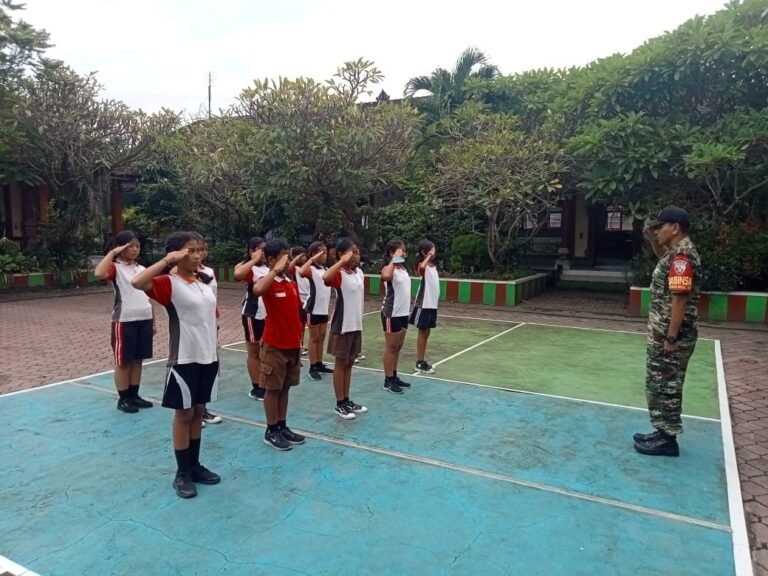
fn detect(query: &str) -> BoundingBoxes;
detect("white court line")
[0,339,246,399]
[440,314,716,341]
[217,346,721,423]
[0,553,40,576]
[716,340,755,576]
[353,365,720,423]
[95,379,734,533]
[69,380,730,533]
[430,323,526,369]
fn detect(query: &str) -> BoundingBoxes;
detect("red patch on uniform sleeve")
[147,275,172,305]
[325,272,342,289]
[668,255,693,293]
[106,263,117,281]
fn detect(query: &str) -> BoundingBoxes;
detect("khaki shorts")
[327,331,362,361]
[259,344,301,391]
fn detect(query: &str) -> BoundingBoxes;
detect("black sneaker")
[316,363,334,374]
[308,368,321,381]
[248,387,265,401]
[264,429,292,450]
[345,400,368,414]
[334,403,356,419]
[281,427,306,445]
[131,396,153,409]
[395,376,411,388]
[633,429,663,443]
[117,398,139,413]
[191,464,221,484]
[173,474,197,498]
[634,433,679,457]
[203,410,222,424]
[383,379,404,394]
[416,361,435,374]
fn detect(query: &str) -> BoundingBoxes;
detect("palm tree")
[404,47,499,120]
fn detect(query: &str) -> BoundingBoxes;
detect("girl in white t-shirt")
[94,230,155,414]
[132,231,221,499]
[380,238,411,394]
[300,241,334,381]
[409,239,439,374]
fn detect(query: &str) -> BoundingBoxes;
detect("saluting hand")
[289,254,305,268]
[339,251,354,265]
[272,253,290,274]
[165,249,189,265]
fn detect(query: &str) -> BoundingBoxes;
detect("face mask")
[392,256,405,264]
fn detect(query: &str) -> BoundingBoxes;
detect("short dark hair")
[245,236,265,261]
[383,238,405,265]
[291,245,306,258]
[308,241,326,256]
[108,230,138,255]
[415,239,434,264]
[336,237,356,254]
[165,231,197,253]
[265,238,290,259]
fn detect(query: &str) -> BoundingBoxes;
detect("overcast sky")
[18,0,727,117]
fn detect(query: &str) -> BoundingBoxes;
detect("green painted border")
[27,273,45,288]
[482,283,496,305]
[439,280,447,302]
[640,289,651,316]
[368,276,381,295]
[708,294,728,322]
[745,295,767,324]
[457,281,471,304]
[411,279,420,298]
[506,283,517,306]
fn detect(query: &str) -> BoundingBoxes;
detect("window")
[548,210,562,229]
[605,205,634,232]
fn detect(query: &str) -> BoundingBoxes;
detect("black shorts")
[242,316,265,343]
[308,314,329,327]
[299,307,308,326]
[381,313,409,334]
[162,362,219,410]
[111,320,153,366]
[409,307,437,330]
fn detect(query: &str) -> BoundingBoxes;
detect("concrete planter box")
[629,286,768,324]
[211,267,548,307]
[364,273,548,307]
[0,270,102,291]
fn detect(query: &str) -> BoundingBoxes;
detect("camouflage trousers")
[645,336,697,435]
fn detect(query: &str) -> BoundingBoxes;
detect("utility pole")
[208,72,212,120]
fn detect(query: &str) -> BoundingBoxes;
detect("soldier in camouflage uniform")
[634,207,700,457]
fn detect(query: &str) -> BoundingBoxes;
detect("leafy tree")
[0,0,50,182]
[12,62,178,262]
[233,59,420,241]
[405,47,498,121]
[426,103,566,265]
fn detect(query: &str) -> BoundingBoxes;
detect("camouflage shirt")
[648,237,700,340]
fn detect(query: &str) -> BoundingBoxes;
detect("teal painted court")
[0,317,749,575]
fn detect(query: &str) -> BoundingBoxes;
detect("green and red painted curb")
[629,286,768,324]
[211,266,548,307]
[0,270,102,290]
[364,273,548,307]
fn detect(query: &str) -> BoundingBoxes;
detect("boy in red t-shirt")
[252,239,306,450]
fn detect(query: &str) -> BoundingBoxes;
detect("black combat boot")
[634,430,679,457]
